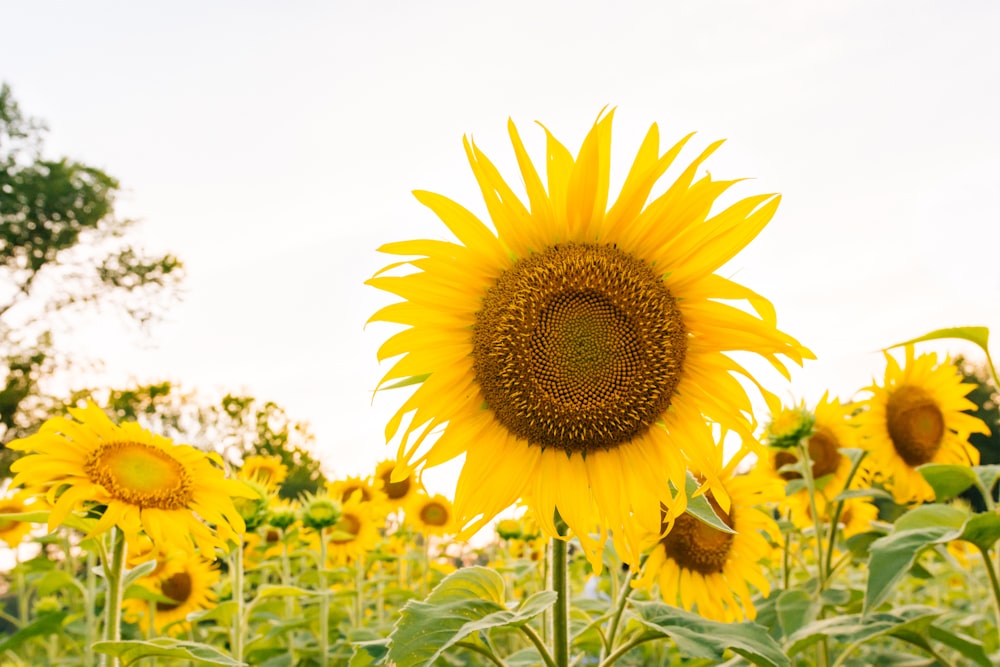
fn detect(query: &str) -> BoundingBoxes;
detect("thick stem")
[101,528,128,667]
[354,554,366,627]
[797,441,828,588]
[84,550,97,667]
[550,513,570,667]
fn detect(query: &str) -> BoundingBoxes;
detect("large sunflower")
[368,112,811,568]
[408,492,456,537]
[325,495,380,566]
[856,345,987,504]
[8,402,251,555]
[634,444,782,623]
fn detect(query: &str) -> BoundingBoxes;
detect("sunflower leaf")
[629,599,789,667]
[886,326,998,383]
[960,512,1000,551]
[122,558,159,588]
[91,638,246,666]
[830,487,893,503]
[774,589,817,639]
[0,611,67,653]
[386,566,509,667]
[918,463,980,501]
[685,473,736,534]
[786,606,941,659]
[865,526,960,613]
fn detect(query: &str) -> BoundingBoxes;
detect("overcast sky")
[3,1,999,494]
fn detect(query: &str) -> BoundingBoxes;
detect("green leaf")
[865,527,959,613]
[387,566,508,667]
[0,611,67,652]
[960,512,1000,551]
[787,606,941,658]
[888,326,990,355]
[887,326,998,383]
[379,373,431,390]
[92,639,246,666]
[975,464,1000,501]
[350,639,389,667]
[926,624,993,667]
[35,569,86,597]
[893,503,968,533]
[830,487,893,503]
[774,589,816,639]
[918,464,979,501]
[122,558,159,588]
[685,473,736,534]
[630,599,789,667]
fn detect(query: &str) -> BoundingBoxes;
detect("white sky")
[2,1,999,496]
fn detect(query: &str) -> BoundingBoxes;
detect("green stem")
[318,529,329,664]
[230,542,245,663]
[823,451,867,577]
[355,554,366,627]
[599,632,660,667]
[518,623,557,667]
[978,545,1000,639]
[101,527,128,667]
[550,517,570,667]
[84,550,97,667]
[797,441,828,587]
[453,640,510,667]
[600,568,634,662]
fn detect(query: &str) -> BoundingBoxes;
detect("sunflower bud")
[765,404,815,450]
[496,518,522,541]
[232,480,270,532]
[301,493,342,531]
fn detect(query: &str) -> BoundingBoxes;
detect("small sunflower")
[634,445,782,623]
[327,474,388,506]
[856,346,988,503]
[368,111,811,568]
[8,402,251,555]
[374,459,418,509]
[238,455,288,492]
[0,488,37,549]
[124,551,220,636]
[326,496,380,566]
[408,492,455,537]
[770,394,858,501]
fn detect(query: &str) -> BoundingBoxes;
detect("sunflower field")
[3,115,1000,667]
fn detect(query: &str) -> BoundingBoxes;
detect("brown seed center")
[157,572,193,611]
[774,427,842,481]
[419,501,450,526]
[660,494,735,575]
[886,385,945,467]
[330,513,362,544]
[473,243,686,453]
[84,441,192,510]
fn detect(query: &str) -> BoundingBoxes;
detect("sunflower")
[0,488,37,549]
[634,444,782,623]
[124,551,220,636]
[769,394,858,510]
[325,496,380,566]
[8,402,252,555]
[856,346,988,504]
[374,459,419,510]
[408,492,455,537]
[238,454,288,492]
[368,111,811,568]
[328,474,388,506]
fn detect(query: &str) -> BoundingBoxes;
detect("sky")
[2,1,999,496]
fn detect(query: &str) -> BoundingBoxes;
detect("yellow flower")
[856,346,988,503]
[326,496,380,566]
[635,445,782,623]
[408,492,455,537]
[374,459,419,509]
[8,402,250,555]
[771,394,858,504]
[327,474,388,506]
[368,112,811,569]
[0,488,37,549]
[124,551,220,636]
[238,454,287,492]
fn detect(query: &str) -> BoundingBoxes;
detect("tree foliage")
[0,82,184,473]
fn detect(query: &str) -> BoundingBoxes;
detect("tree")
[0,83,184,474]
